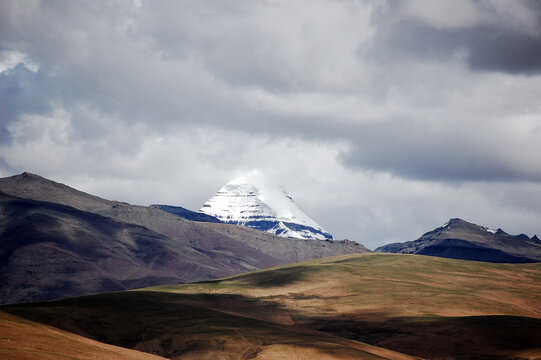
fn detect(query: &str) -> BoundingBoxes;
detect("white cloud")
[0,50,38,73]
[1,109,73,170]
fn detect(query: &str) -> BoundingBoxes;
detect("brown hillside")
[0,311,166,360]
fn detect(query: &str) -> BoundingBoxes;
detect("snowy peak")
[438,218,508,236]
[200,178,333,240]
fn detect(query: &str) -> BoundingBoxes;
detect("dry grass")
[148,253,541,320]
[4,253,541,360]
[141,253,541,359]
[4,291,420,360]
[0,311,166,360]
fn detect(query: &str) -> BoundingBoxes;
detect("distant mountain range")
[0,172,369,304]
[376,218,541,263]
[150,204,222,223]
[200,178,333,240]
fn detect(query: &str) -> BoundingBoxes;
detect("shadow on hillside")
[231,265,313,288]
[2,291,381,359]
[305,313,541,360]
[4,291,541,360]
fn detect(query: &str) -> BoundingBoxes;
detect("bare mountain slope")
[200,221,369,264]
[150,204,222,223]
[0,192,230,304]
[0,172,117,212]
[375,218,541,263]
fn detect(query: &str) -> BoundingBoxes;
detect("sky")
[1,0,541,249]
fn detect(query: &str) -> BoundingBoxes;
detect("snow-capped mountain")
[200,178,333,240]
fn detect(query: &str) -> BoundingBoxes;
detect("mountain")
[4,254,540,360]
[150,204,222,223]
[199,221,368,264]
[375,218,541,263]
[0,172,369,304]
[0,192,235,304]
[200,178,333,240]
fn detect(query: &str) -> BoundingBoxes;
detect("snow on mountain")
[200,177,333,240]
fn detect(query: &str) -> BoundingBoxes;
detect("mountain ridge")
[150,204,222,223]
[0,191,212,304]
[375,218,541,263]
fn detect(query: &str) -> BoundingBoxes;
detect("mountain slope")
[0,311,167,360]
[199,221,369,264]
[0,172,117,212]
[375,218,541,263]
[150,204,222,223]
[0,192,230,304]
[200,178,333,240]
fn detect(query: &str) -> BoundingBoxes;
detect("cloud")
[466,28,541,73]
[339,112,541,182]
[0,49,39,73]
[400,0,541,35]
[1,0,540,248]
[401,0,483,30]
[371,1,541,74]
[136,0,375,91]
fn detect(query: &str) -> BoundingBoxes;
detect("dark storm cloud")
[333,0,541,182]
[367,18,541,74]
[467,28,541,73]
[339,119,541,183]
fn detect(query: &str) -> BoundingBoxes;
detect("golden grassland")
[142,253,541,359]
[0,311,166,360]
[3,253,541,360]
[147,253,541,319]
